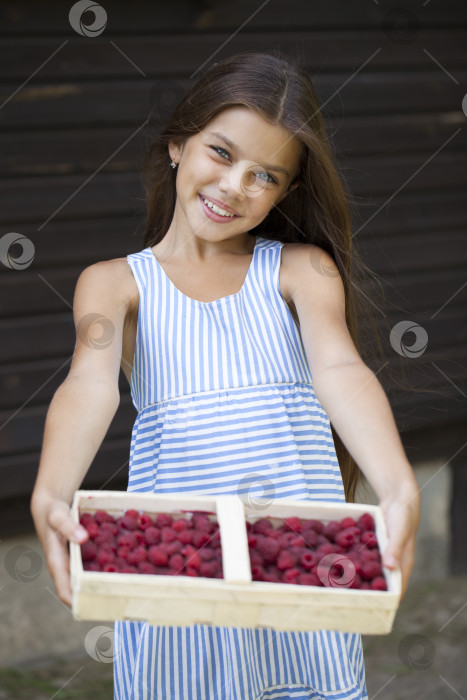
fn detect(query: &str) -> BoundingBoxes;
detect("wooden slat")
[3,114,466,177]
[1,31,466,81]
[1,0,466,34]
[1,71,464,129]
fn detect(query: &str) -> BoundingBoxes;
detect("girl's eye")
[209,146,277,185]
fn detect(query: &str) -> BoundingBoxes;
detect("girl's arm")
[287,244,420,599]
[30,260,132,606]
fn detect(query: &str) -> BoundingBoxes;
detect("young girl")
[31,50,420,699]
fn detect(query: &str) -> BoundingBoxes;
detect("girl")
[31,50,420,699]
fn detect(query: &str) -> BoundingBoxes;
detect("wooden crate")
[70,490,401,634]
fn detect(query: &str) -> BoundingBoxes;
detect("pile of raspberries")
[79,508,387,591]
[246,513,387,590]
[79,509,223,578]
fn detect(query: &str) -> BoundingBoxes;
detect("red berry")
[276,550,297,571]
[199,561,220,578]
[360,561,382,581]
[83,521,99,539]
[349,573,363,590]
[298,572,321,587]
[103,563,118,572]
[155,513,173,528]
[95,510,115,525]
[100,521,118,536]
[302,519,324,534]
[148,546,168,566]
[185,567,199,577]
[358,513,375,531]
[161,540,183,556]
[137,513,153,530]
[121,565,138,574]
[361,531,378,549]
[192,513,213,532]
[178,529,194,545]
[249,549,263,566]
[127,547,148,566]
[144,526,161,546]
[83,561,101,571]
[122,514,138,530]
[138,561,157,574]
[94,531,116,547]
[301,529,318,547]
[251,564,265,580]
[283,517,302,533]
[168,553,184,573]
[323,521,341,541]
[247,533,258,548]
[172,518,189,532]
[161,526,177,543]
[81,540,97,562]
[300,551,318,571]
[192,531,211,548]
[199,547,215,561]
[96,549,115,567]
[79,513,95,526]
[252,518,273,535]
[117,533,133,548]
[371,576,387,591]
[256,537,280,564]
[340,517,357,529]
[335,527,359,549]
[282,568,301,584]
[359,548,380,563]
[316,543,340,556]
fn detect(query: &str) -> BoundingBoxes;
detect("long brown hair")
[139,50,408,502]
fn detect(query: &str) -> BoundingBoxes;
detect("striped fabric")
[113,236,368,699]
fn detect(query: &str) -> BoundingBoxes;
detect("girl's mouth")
[198,194,240,222]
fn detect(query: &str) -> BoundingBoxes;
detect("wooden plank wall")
[0,1,466,545]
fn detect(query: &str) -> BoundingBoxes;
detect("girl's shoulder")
[280,241,337,301]
[75,255,139,319]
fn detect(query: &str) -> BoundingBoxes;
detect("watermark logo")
[84,625,119,663]
[309,248,340,278]
[4,546,43,583]
[237,472,275,510]
[77,313,115,350]
[0,233,35,270]
[69,1,107,37]
[398,633,436,670]
[317,553,356,588]
[390,320,428,358]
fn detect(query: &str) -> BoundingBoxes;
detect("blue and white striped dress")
[113,235,368,700]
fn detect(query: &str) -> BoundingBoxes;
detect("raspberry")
[172,518,189,532]
[137,514,153,530]
[138,561,157,574]
[199,561,220,578]
[279,532,297,548]
[121,513,138,530]
[290,535,306,547]
[177,529,194,545]
[360,531,378,549]
[127,547,148,566]
[192,513,213,532]
[199,547,215,561]
[147,546,168,566]
[94,531,116,547]
[371,576,387,591]
[100,521,118,536]
[96,549,115,567]
[114,557,128,569]
[323,521,341,541]
[168,553,184,573]
[298,572,321,587]
[300,551,318,571]
[155,513,173,528]
[359,548,380,563]
[81,540,97,562]
[117,533,133,548]
[103,563,118,572]
[335,527,359,549]
[301,529,318,547]
[349,573,363,590]
[360,561,382,581]
[276,550,297,571]
[143,526,161,546]
[161,526,177,543]
[185,567,199,577]
[249,549,263,567]
[316,543,340,557]
[95,510,115,525]
[360,582,371,590]
[120,566,138,574]
[160,540,183,556]
[251,564,265,580]
[256,537,280,564]
[83,521,99,539]
[247,533,258,548]
[283,517,302,533]
[130,531,145,547]
[252,518,273,535]
[282,568,301,584]
[83,561,101,571]
[302,519,324,534]
[80,513,95,526]
[340,517,357,529]
[192,530,211,548]
[358,513,375,531]
[181,546,202,570]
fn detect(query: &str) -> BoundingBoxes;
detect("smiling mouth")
[199,194,239,218]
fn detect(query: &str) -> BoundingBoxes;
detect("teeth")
[202,197,235,217]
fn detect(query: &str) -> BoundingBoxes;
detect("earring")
[170,160,178,169]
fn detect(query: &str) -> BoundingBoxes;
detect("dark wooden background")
[0,0,466,568]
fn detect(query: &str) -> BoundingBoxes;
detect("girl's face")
[169,106,302,241]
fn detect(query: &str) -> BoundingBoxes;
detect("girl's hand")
[31,496,89,607]
[379,488,420,600]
